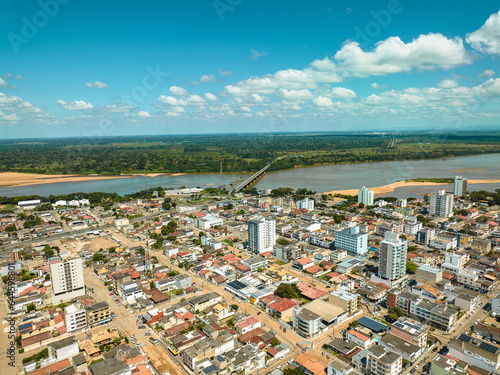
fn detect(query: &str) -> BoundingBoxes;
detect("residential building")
[358,186,374,206]
[441,252,468,274]
[404,217,422,235]
[293,305,324,339]
[327,359,362,375]
[492,293,500,314]
[48,336,79,361]
[187,292,222,312]
[448,334,500,374]
[379,333,423,363]
[334,225,368,255]
[430,354,468,375]
[297,197,315,211]
[273,244,303,262]
[328,290,360,316]
[86,301,111,327]
[366,346,402,375]
[174,274,191,289]
[391,317,428,347]
[429,190,454,218]
[235,316,261,335]
[248,217,276,254]
[379,232,407,281]
[346,329,374,349]
[453,176,467,197]
[241,256,266,272]
[49,256,85,302]
[64,302,87,333]
[294,353,327,375]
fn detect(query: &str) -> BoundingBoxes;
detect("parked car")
[138,325,146,329]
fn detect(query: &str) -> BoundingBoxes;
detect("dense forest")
[1,131,499,175]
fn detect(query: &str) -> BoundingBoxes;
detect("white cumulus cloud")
[86,81,108,89]
[313,96,334,107]
[56,100,94,110]
[331,87,357,99]
[205,93,218,101]
[479,69,495,77]
[278,88,314,100]
[334,33,473,77]
[438,79,459,89]
[200,74,217,83]
[137,111,151,117]
[466,10,500,55]
[169,86,188,96]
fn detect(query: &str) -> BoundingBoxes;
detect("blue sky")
[1,0,500,138]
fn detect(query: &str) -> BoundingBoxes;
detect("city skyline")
[1,1,500,138]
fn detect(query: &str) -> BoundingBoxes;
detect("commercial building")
[273,244,303,263]
[379,232,407,281]
[64,302,87,333]
[448,334,500,374]
[416,265,443,284]
[85,301,111,327]
[248,217,276,254]
[49,256,85,302]
[196,215,223,230]
[334,225,368,255]
[440,251,468,274]
[453,176,467,197]
[174,274,192,289]
[358,186,374,206]
[429,190,454,218]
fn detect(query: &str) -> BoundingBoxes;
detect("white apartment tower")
[379,232,408,281]
[248,217,276,254]
[296,197,314,211]
[453,176,467,197]
[429,189,454,218]
[49,256,85,302]
[358,186,374,206]
[64,302,87,333]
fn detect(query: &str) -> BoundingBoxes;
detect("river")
[1,153,499,198]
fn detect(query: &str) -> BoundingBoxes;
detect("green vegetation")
[469,190,500,206]
[275,283,301,299]
[406,261,418,274]
[22,348,48,364]
[283,367,306,375]
[406,178,454,183]
[0,132,499,175]
[387,307,404,322]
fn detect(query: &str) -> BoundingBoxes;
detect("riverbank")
[0,172,132,188]
[322,179,500,196]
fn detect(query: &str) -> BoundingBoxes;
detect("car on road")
[109,293,114,296]
[138,325,146,329]
[145,331,151,336]
[460,322,464,325]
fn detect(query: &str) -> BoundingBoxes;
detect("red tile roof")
[268,298,297,313]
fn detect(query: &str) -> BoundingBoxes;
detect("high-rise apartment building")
[296,197,315,211]
[453,176,468,197]
[379,232,407,281]
[334,225,368,255]
[429,189,454,218]
[248,217,276,254]
[358,186,374,206]
[49,256,85,302]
